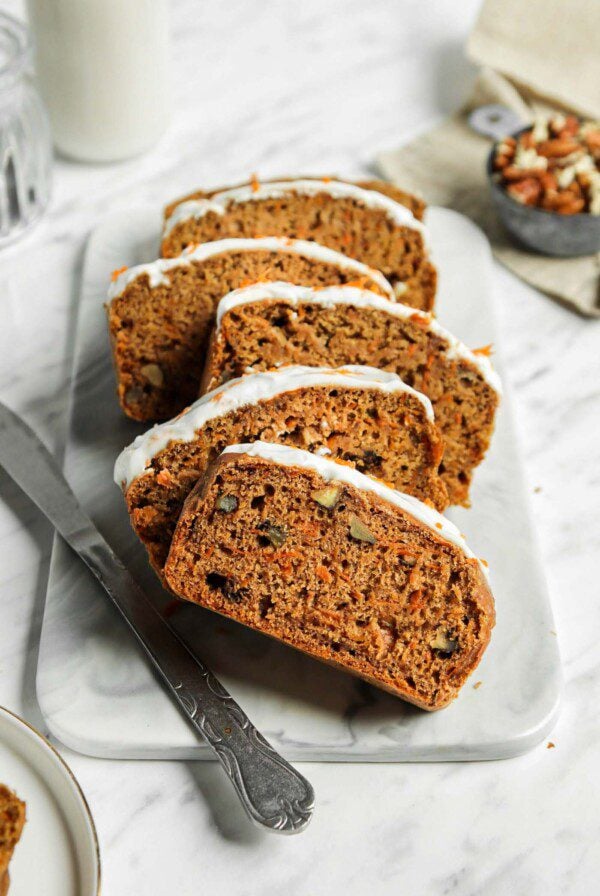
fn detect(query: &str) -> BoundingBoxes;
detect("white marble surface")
[0,0,598,892]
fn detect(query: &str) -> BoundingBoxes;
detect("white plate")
[0,706,100,895]
[36,205,561,761]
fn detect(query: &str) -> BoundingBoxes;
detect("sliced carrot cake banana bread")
[115,365,448,580]
[201,283,502,506]
[0,786,25,896]
[160,178,436,311]
[164,442,495,711]
[107,236,394,422]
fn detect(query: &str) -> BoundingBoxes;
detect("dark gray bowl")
[486,133,600,257]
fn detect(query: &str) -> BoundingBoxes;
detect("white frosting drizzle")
[215,282,502,394]
[114,364,434,490]
[221,441,486,572]
[107,236,395,303]
[162,179,428,244]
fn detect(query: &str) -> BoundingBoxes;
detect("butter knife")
[0,400,314,834]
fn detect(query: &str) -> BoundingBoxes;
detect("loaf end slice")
[160,178,436,311]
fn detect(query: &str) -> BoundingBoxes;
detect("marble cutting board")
[36,206,562,761]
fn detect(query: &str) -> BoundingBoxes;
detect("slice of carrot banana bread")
[0,786,26,896]
[160,178,436,311]
[115,365,448,581]
[107,237,394,422]
[201,283,501,507]
[164,442,495,711]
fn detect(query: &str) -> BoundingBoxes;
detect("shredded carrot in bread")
[316,564,333,583]
[238,271,275,289]
[408,589,424,612]
[250,173,260,192]
[156,469,173,487]
[384,542,417,556]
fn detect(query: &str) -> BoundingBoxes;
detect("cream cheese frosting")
[221,441,486,573]
[162,179,428,243]
[107,236,395,303]
[215,282,502,395]
[114,364,434,490]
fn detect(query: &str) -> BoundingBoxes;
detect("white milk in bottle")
[26,0,170,162]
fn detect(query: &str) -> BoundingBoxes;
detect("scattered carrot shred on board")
[111,266,128,281]
[547,742,555,749]
[473,344,493,357]
[250,173,260,192]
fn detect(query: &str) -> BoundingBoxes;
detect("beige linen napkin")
[378,0,600,317]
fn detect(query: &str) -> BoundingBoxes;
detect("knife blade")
[0,400,314,833]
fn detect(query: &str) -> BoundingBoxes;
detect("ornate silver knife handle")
[0,401,315,833]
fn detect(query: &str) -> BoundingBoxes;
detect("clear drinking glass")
[0,11,52,246]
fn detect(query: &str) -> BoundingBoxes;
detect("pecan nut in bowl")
[487,115,600,257]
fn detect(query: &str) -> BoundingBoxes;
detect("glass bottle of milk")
[26,0,170,163]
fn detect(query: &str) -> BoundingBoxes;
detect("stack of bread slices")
[108,176,500,711]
